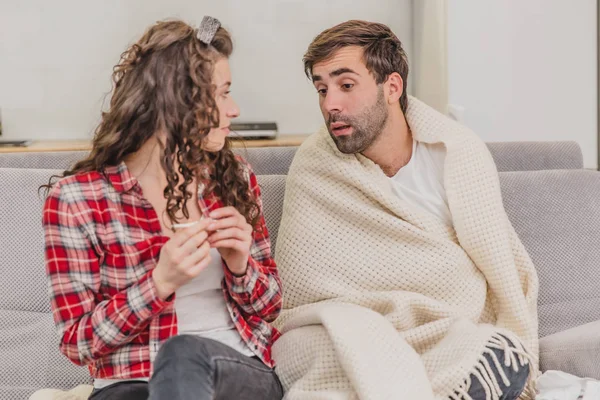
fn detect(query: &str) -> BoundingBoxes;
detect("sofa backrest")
[487,141,583,172]
[500,169,600,337]
[0,168,91,399]
[0,140,584,173]
[0,147,299,175]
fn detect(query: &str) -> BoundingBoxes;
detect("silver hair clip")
[198,16,221,45]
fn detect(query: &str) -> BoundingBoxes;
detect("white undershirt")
[94,248,252,389]
[174,248,253,356]
[389,140,452,226]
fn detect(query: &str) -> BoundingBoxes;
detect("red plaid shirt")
[42,159,282,380]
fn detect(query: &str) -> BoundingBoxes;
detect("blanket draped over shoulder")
[272,97,539,400]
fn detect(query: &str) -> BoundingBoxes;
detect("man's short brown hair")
[303,20,409,113]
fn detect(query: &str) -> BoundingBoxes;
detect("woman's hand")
[206,207,253,276]
[152,219,212,299]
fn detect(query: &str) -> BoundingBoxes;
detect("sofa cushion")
[256,175,286,255]
[500,170,600,338]
[0,310,90,399]
[0,168,62,314]
[0,167,92,397]
[236,147,298,175]
[539,320,600,379]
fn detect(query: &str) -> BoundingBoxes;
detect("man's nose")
[322,91,343,115]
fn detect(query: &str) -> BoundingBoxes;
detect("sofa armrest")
[540,320,600,379]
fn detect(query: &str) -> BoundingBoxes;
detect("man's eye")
[317,88,327,95]
[342,84,354,90]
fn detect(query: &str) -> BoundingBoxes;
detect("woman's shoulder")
[231,154,262,195]
[46,169,112,204]
[233,153,251,169]
[233,154,256,179]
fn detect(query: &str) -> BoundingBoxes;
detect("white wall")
[447,0,598,168]
[0,0,412,140]
[411,0,448,114]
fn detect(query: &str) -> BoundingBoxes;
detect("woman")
[42,17,283,400]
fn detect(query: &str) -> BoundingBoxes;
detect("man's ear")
[385,72,403,105]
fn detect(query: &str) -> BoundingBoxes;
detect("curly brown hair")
[303,20,410,113]
[42,20,260,229]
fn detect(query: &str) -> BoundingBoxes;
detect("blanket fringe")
[446,332,535,400]
[487,333,539,399]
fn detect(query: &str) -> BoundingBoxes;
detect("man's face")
[312,46,389,154]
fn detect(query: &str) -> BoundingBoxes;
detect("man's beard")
[327,87,389,154]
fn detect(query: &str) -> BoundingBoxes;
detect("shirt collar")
[103,161,139,194]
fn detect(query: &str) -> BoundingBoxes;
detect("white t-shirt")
[389,140,452,226]
[174,247,254,357]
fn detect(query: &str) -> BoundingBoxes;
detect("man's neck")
[362,109,412,177]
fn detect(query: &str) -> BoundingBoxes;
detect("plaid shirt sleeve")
[43,180,172,366]
[222,162,282,323]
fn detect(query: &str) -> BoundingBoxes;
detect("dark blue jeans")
[89,336,283,400]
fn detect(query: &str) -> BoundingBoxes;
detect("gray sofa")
[1,141,598,399]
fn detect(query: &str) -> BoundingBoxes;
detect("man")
[272,20,538,400]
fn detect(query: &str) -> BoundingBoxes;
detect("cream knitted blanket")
[272,97,539,400]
